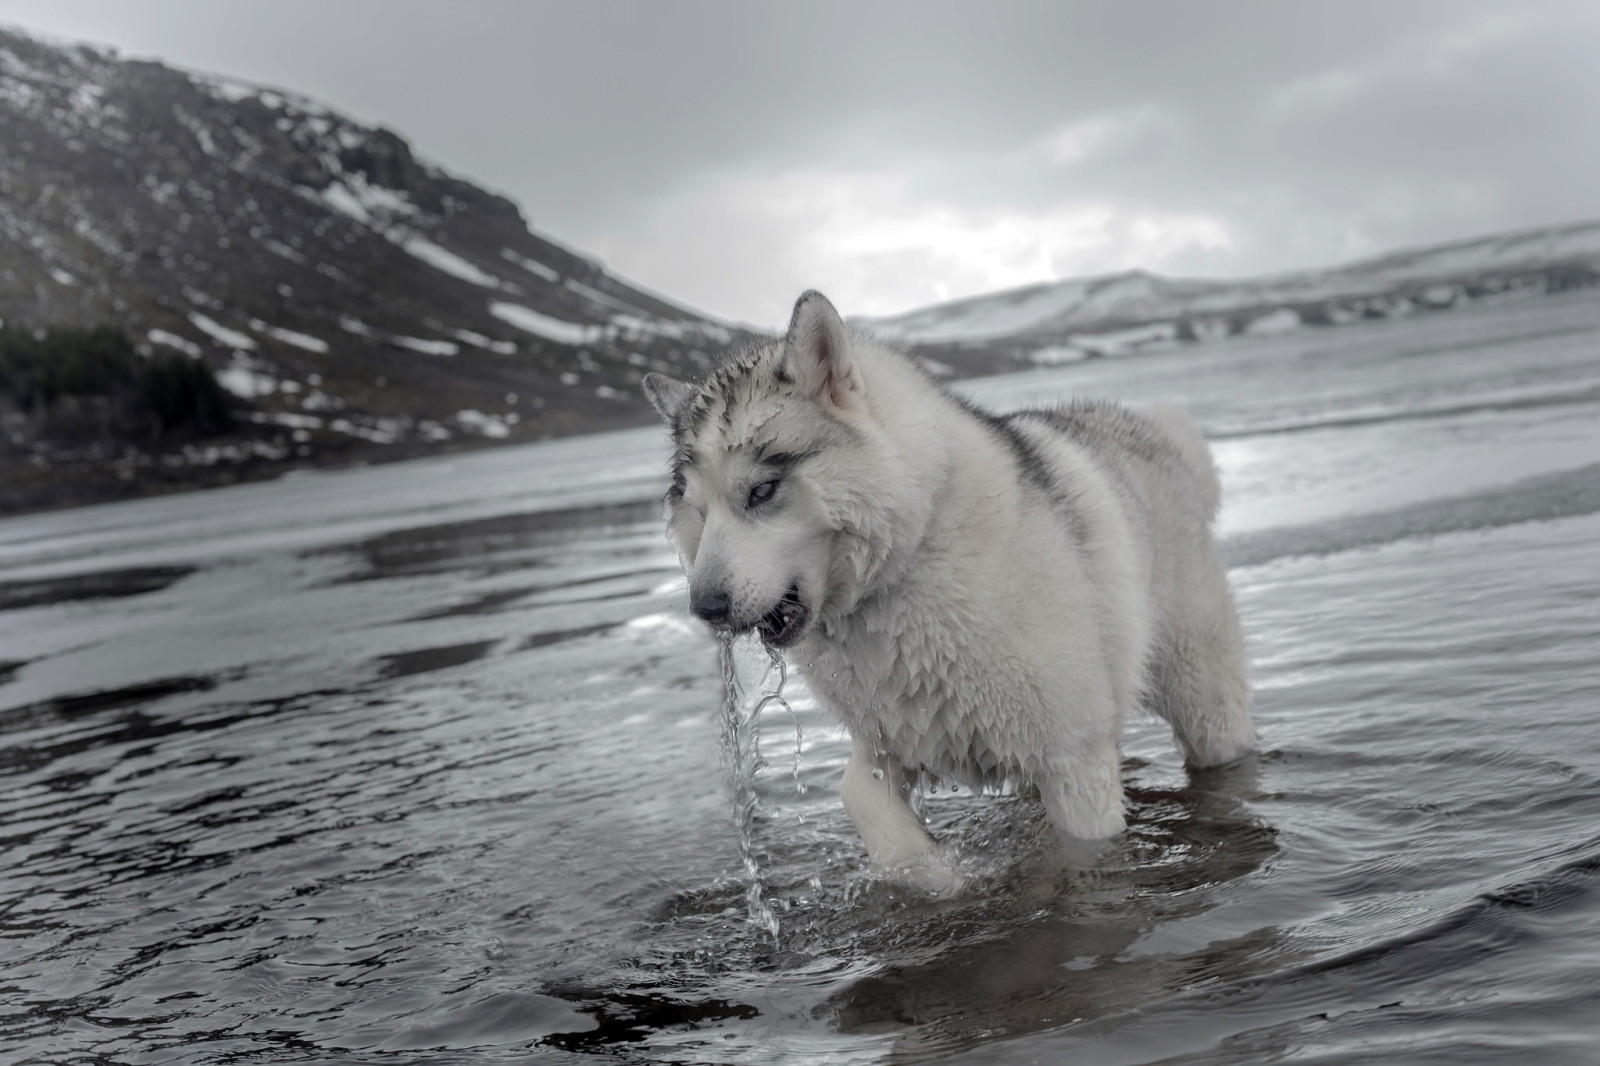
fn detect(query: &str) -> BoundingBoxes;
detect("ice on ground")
[188,313,258,351]
[147,330,202,358]
[490,302,601,346]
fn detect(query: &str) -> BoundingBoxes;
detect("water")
[2,293,1598,1064]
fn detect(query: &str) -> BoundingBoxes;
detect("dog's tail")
[1142,404,1223,521]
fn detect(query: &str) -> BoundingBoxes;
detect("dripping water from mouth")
[717,630,779,940]
[755,643,806,798]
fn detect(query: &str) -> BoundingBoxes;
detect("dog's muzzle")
[756,585,809,647]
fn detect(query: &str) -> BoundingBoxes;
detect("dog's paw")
[895,851,968,898]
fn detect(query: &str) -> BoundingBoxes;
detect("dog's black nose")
[691,589,732,626]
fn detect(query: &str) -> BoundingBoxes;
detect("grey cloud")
[0,0,1595,319]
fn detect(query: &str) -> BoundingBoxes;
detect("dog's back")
[1011,399,1252,767]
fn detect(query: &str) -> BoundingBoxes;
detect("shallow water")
[3,294,1599,1064]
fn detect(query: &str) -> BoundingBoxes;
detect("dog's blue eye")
[748,479,778,506]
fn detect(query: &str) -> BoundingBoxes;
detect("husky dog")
[643,291,1253,889]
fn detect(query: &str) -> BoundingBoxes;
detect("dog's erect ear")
[784,290,864,410]
[642,372,696,425]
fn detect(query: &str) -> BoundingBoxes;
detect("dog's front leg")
[840,733,931,865]
[840,734,964,894]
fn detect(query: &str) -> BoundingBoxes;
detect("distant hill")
[0,24,753,477]
[859,221,1600,374]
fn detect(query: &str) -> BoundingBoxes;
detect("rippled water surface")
[4,295,1599,1064]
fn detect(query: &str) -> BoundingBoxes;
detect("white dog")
[644,291,1253,889]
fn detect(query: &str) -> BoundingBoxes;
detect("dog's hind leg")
[1149,557,1255,767]
[1039,732,1127,847]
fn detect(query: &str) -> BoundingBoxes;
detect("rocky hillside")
[0,23,751,497]
[861,221,1600,374]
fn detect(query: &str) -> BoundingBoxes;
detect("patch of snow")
[490,302,601,345]
[392,335,460,357]
[400,234,503,288]
[610,312,733,345]
[216,365,277,398]
[1245,308,1303,335]
[1029,345,1088,366]
[246,411,323,430]
[264,325,328,353]
[202,77,259,104]
[566,278,641,313]
[1190,318,1234,341]
[319,183,371,225]
[247,319,329,353]
[1072,321,1181,357]
[339,316,375,337]
[502,248,560,282]
[318,172,417,227]
[328,417,402,444]
[147,329,202,357]
[265,239,306,263]
[559,372,581,386]
[68,82,105,117]
[189,313,258,351]
[455,409,511,439]
[595,385,627,400]
[48,267,77,286]
[453,328,518,355]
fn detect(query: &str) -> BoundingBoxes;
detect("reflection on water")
[2,294,1599,1063]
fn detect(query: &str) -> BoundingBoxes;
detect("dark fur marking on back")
[950,394,1089,545]
[1019,399,1182,468]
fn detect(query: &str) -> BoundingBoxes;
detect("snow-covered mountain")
[861,221,1600,371]
[0,23,750,457]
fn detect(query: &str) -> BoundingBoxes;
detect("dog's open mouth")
[756,585,809,647]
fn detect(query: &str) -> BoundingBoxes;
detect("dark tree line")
[0,325,235,439]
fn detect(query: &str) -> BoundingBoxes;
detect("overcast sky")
[2,1,1597,326]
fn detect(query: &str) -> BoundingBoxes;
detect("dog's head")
[642,291,878,648]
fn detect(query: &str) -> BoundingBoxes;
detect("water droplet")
[871,767,885,780]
